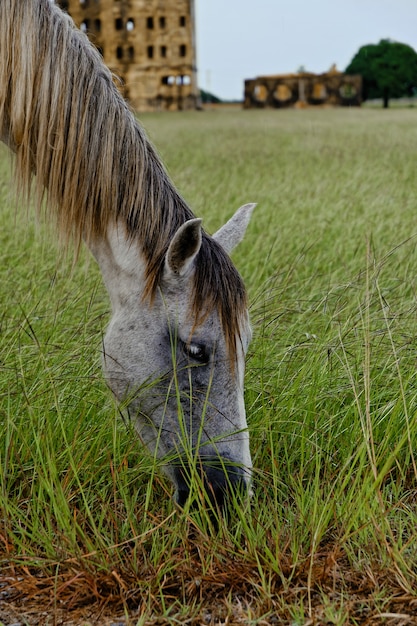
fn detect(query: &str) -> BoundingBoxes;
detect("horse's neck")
[88,223,146,313]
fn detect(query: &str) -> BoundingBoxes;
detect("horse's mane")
[0,0,247,361]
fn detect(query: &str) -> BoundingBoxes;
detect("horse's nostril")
[172,457,248,509]
[204,462,247,508]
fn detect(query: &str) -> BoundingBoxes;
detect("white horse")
[0,0,254,508]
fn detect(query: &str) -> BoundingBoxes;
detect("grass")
[2,107,417,623]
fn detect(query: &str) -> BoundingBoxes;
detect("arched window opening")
[253,84,268,102]
[274,84,292,102]
[179,44,186,57]
[126,18,135,31]
[312,83,327,101]
[340,83,357,99]
[147,17,154,29]
[147,45,154,59]
[116,46,123,59]
[115,17,123,30]
[160,45,167,58]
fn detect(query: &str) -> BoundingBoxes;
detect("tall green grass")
[2,108,417,623]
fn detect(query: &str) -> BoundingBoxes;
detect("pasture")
[1,107,417,624]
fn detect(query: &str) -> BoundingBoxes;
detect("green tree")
[345,39,417,108]
[199,89,222,104]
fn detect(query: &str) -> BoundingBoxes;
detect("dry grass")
[2,541,417,624]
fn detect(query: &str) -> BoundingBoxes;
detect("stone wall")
[58,0,199,112]
[244,69,362,109]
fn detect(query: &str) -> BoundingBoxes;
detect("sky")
[195,0,417,101]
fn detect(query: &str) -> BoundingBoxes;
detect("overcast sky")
[195,0,417,101]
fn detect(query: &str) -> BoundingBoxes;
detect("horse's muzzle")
[172,457,248,510]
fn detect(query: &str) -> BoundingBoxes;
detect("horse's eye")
[183,342,209,364]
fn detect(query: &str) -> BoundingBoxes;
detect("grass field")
[2,107,417,624]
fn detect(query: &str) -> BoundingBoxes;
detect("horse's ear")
[164,218,202,278]
[213,203,256,255]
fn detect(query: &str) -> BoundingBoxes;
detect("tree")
[345,39,417,108]
[199,88,222,104]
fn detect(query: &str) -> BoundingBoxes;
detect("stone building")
[244,66,362,109]
[57,0,199,111]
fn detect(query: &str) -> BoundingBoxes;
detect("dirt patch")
[2,549,417,625]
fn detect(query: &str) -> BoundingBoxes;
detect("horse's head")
[91,204,254,509]
[0,0,254,511]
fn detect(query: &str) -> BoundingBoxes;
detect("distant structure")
[57,0,199,112]
[244,65,362,109]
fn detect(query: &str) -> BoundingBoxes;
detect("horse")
[0,0,255,509]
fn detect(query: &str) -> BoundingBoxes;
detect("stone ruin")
[244,66,362,109]
[57,0,199,112]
